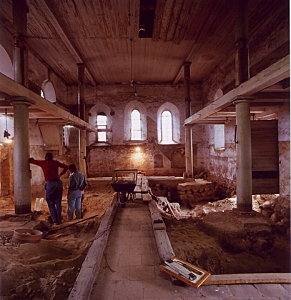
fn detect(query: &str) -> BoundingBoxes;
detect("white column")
[11,98,35,214]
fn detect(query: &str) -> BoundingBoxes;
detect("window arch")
[124,101,147,141]
[214,124,225,150]
[157,102,180,144]
[88,102,113,145]
[41,80,56,103]
[97,112,107,142]
[161,110,173,143]
[0,44,13,79]
[131,109,142,140]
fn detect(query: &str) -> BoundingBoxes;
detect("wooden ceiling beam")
[185,55,290,125]
[0,73,97,133]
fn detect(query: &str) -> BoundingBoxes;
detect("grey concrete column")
[77,63,87,176]
[10,98,35,214]
[184,61,193,177]
[12,0,28,86]
[233,97,253,212]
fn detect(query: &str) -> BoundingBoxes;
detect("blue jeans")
[67,190,82,221]
[45,179,63,223]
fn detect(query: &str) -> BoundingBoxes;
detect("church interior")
[0,0,290,299]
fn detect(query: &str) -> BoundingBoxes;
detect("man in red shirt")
[29,152,69,225]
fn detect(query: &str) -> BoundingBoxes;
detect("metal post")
[184,61,193,178]
[77,63,87,177]
[12,0,28,86]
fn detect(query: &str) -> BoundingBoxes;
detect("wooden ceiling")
[0,0,289,127]
[0,0,288,86]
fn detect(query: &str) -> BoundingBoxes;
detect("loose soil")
[0,180,290,300]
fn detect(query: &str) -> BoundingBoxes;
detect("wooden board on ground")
[148,200,166,228]
[134,192,142,200]
[134,185,141,193]
[67,200,118,300]
[142,193,152,202]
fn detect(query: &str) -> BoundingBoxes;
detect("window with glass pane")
[131,109,142,140]
[214,124,225,150]
[161,110,172,143]
[97,114,107,142]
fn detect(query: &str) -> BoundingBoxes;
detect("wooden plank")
[203,273,291,285]
[185,55,290,125]
[67,200,118,300]
[134,192,142,199]
[141,183,149,193]
[148,200,166,229]
[142,193,152,202]
[133,185,141,193]
[153,229,175,263]
[0,73,97,132]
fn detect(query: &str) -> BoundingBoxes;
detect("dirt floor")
[0,180,290,300]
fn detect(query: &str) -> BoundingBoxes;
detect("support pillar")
[11,0,32,214]
[235,0,249,87]
[233,97,253,212]
[12,0,28,86]
[184,61,193,178]
[77,63,87,177]
[11,98,35,214]
[234,0,253,213]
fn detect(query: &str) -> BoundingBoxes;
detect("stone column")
[233,97,253,212]
[184,61,193,178]
[11,98,35,214]
[234,0,253,213]
[11,0,32,214]
[77,63,87,176]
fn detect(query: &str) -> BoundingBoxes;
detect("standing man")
[29,152,69,225]
[67,164,87,221]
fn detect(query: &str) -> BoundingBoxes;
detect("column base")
[15,205,31,215]
[233,207,257,216]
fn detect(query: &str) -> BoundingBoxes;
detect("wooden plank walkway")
[67,175,291,300]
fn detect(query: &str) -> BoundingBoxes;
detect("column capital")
[9,96,35,106]
[232,96,254,105]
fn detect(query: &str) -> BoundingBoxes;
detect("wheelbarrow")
[111,169,137,207]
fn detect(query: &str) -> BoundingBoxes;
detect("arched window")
[161,110,173,144]
[0,44,13,79]
[214,124,225,150]
[87,103,113,146]
[41,80,56,103]
[97,113,107,142]
[124,101,147,142]
[157,102,180,144]
[131,109,142,140]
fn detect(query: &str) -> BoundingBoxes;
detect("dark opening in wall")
[139,0,156,38]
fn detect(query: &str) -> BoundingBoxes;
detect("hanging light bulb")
[64,120,74,128]
[3,109,11,139]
